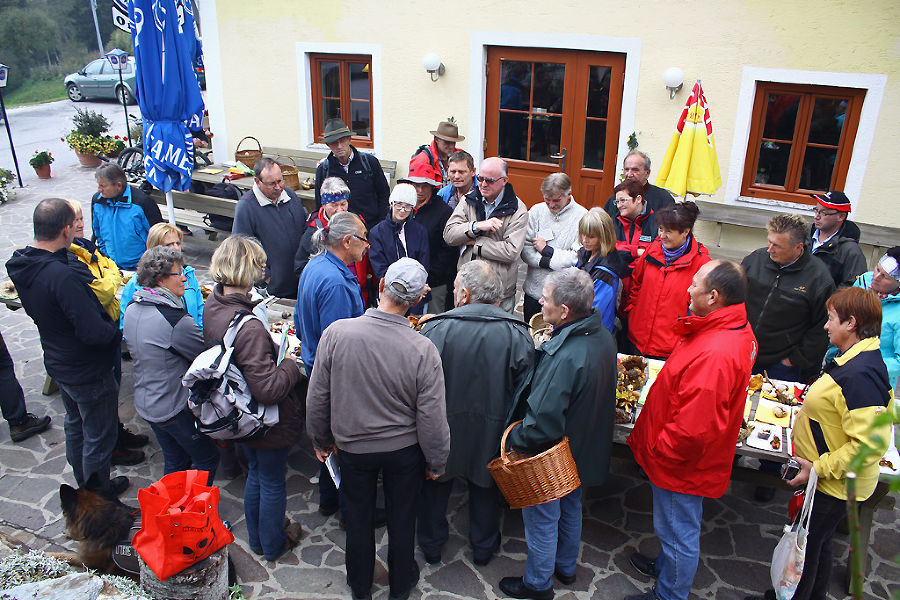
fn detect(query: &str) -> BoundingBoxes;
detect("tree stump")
[139,546,229,600]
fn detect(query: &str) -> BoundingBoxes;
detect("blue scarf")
[662,235,692,265]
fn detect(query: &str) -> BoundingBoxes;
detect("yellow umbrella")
[655,81,721,197]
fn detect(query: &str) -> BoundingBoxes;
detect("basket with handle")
[487,420,581,509]
[234,136,262,169]
[275,155,300,190]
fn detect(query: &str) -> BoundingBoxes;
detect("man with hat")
[399,160,457,312]
[411,118,466,185]
[307,257,450,600]
[315,119,390,229]
[809,190,867,287]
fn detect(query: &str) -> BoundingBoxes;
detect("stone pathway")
[0,166,897,599]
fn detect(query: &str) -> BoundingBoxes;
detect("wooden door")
[484,47,625,208]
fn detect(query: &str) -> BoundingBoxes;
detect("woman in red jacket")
[625,201,710,358]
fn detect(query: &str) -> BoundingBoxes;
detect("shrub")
[0,167,15,203]
[71,107,111,137]
[28,150,54,168]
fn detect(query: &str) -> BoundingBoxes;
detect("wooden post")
[140,546,229,600]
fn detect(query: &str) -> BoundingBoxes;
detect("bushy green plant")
[0,167,15,203]
[28,150,54,168]
[71,107,111,137]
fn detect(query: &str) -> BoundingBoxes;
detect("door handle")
[550,148,567,171]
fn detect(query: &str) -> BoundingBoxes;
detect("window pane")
[498,112,527,160]
[799,147,837,191]
[322,98,341,125]
[320,61,340,98]
[350,100,370,137]
[762,94,800,140]
[583,120,607,169]
[349,63,369,100]
[532,63,565,114]
[755,141,791,186]
[807,98,846,145]
[500,61,530,111]
[586,66,611,118]
[529,115,562,164]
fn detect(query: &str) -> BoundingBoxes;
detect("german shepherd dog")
[51,474,136,573]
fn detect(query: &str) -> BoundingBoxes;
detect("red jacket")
[614,209,657,262]
[409,139,452,185]
[627,302,758,498]
[625,237,710,357]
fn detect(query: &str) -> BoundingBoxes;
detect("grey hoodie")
[123,288,206,423]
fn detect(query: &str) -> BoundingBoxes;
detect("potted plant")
[64,108,112,168]
[29,150,54,179]
[0,168,14,204]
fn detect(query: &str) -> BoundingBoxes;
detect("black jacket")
[413,192,457,287]
[368,217,430,280]
[315,147,390,229]
[741,247,835,371]
[6,247,120,385]
[809,221,867,288]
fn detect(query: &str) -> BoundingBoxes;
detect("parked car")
[65,58,138,105]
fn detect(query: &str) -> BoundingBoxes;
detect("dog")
[50,474,136,574]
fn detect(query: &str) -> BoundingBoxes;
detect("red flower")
[115,135,120,139]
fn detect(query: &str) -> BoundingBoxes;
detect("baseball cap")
[384,257,427,303]
[810,190,851,212]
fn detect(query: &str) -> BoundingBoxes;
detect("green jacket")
[506,310,617,487]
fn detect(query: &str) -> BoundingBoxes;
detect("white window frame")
[725,67,886,216]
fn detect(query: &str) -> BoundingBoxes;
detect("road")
[0,98,141,185]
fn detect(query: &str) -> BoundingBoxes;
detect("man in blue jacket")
[91,164,162,269]
[7,198,128,499]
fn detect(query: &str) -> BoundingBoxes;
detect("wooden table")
[191,164,317,212]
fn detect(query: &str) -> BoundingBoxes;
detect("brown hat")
[430,120,465,143]
[322,119,353,144]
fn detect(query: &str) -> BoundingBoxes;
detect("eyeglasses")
[352,234,370,244]
[812,208,839,217]
[476,175,506,184]
[165,271,185,278]
[260,178,284,187]
[614,197,634,205]
[392,204,413,212]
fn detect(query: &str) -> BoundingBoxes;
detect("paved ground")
[0,166,897,599]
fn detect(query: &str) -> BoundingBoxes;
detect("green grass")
[4,75,68,107]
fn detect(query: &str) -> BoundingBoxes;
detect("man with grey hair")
[307,257,449,600]
[603,151,674,219]
[521,172,587,322]
[500,267,616,600]
[233,157,308,298]
[294,176,352,277]
[417,260,535,566]
[91,162,162,268]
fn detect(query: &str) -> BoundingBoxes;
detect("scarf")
[662,235,692,265]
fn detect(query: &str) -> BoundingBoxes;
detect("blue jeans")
[58,371,118,494]
[0,332,26,426]
[521,486,583,591]
[241,445,289,559]
[148,409,219,484]
[651,483,703,600]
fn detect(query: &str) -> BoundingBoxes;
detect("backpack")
[181,311,279,440]
[200,180,241,231]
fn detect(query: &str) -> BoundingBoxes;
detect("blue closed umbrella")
[130,0,205,223]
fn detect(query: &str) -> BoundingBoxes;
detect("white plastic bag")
[770,467,818,600]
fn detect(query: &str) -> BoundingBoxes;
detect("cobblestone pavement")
[0,166,897,599]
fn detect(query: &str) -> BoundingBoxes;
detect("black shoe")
[554,568,576,585]
[629,552,658,578]
[624,591,658,600]
[423,550,441,565]
[9,413,51,443]
[498,576,553,600]
[473,541,500,566]
[118,425,149,448]
[374,507,387,528]
[111,447,145,466]
[111,476,130,496]
[754,485,776,502]
[318,502,339,517]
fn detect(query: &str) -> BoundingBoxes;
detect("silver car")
[65,58,138,105]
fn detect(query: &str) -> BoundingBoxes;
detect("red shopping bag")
[132,470,234,581]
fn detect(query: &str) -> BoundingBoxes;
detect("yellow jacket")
[792,337,894,501]
[68,241,124,321]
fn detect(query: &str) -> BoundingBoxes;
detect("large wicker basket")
[234,136,262,169]
[275,155,300,190]
[487,420,581,509]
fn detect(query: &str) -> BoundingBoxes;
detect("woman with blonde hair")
[203,235,304,561]
[120,222,205,330]
[575,208,628,332]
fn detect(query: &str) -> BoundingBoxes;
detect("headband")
[321,191,350,205]
[879,254,900,280]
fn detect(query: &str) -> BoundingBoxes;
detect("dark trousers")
[148,409,219,483]
[339,444,424,599]
[792,491,846,600]
[58,371,118,494]
[0,332,27,426]
[417,478,502,560]
[523,294,542,324]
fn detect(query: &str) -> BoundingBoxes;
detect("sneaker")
[111,447,145,466]
[9,413,51,443]
[118,425,149,448]
[629,552,658,579]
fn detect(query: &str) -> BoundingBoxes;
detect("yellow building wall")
[206,0,900,243]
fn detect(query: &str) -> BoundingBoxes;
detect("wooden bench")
[141,185,236,242]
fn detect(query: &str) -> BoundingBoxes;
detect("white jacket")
[521,200,587,299]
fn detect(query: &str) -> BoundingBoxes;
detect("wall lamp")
[423,53,445,82]
[663,67,684,99]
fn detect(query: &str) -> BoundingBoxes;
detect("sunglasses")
[476,175,506,184]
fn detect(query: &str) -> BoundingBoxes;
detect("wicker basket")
[487,420,581,509]
[234,136,262,169]
[275,155,300,190]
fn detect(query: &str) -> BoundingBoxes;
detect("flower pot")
[75,151,102,168]
[34,164,51,179]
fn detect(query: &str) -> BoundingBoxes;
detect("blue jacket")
[295,250,365,373]
[91,185,162,269]
[120,265,204,331]
[368,218,430,280]
[576,248,629,332]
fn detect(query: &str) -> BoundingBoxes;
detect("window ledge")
[736,195,815,215]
